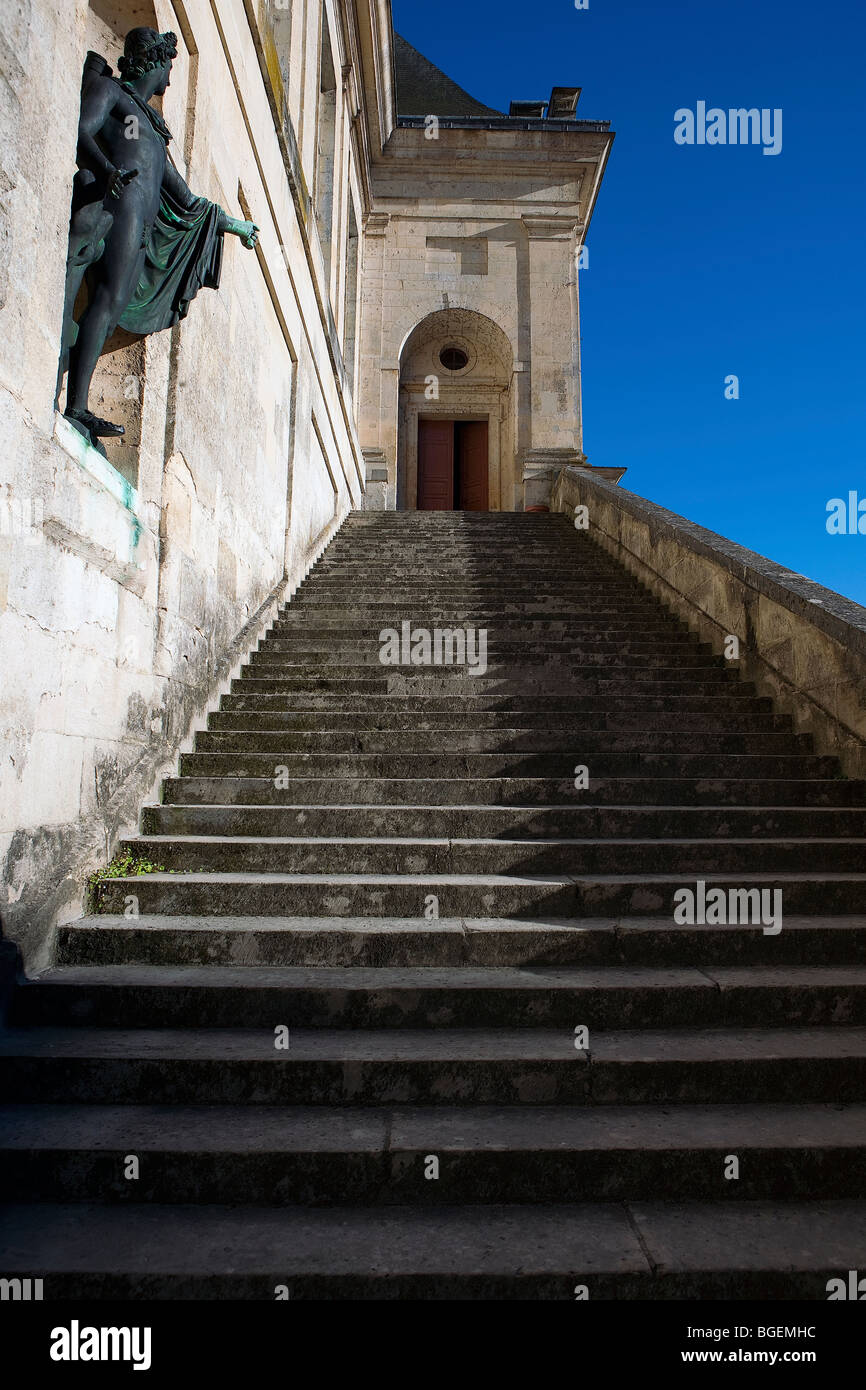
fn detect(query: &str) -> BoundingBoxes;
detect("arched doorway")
[398,309,514,511]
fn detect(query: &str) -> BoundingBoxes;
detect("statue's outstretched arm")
[217,209,260,249]
[161,158,199,211]
[162,160,259,250]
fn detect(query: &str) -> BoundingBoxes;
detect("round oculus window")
[439,346,469,372]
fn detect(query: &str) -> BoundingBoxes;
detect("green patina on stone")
[59,415,143,549]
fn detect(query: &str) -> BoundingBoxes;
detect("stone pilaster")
[358,212,391,497]
[362,447,391,511]
[520,216,585,507]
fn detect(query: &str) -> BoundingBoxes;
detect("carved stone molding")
[364,212,390,237]
[521,215,582,241]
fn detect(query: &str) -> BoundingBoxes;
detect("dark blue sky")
[392,0,866,603]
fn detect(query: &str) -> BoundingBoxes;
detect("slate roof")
[394,33,504,118]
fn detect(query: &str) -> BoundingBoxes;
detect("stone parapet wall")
[552,467,866,780]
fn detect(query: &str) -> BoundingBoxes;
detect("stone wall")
[552,467,866,780]
[0,0,368,967]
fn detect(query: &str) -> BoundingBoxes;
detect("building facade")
[0,0,613,965]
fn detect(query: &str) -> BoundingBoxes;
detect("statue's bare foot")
[65,407,125,438]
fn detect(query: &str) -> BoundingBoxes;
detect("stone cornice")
[521,215,581,241]
[363,211,390,236]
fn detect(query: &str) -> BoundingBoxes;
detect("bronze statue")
[58,28,259,447]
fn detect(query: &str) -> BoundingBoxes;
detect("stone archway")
[398,309,515,511]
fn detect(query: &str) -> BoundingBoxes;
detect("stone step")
[193,730,808,756]
[336,517,567,523]
[270,619,694,637]
[258,636,711,658]
[294,574,644,586]
[56,916,866,969]
[306,569,629,580]
[291,599,654,613]
[312,541,591,549]
[230,676,753,696]
[318,541,590,549]
[207,711,789,733]
[294,558,639,569]
[118,834,866,876]
[289,601,650,618]
[334,537,580,544]
[308,539,614,550]
[177,751,837,779]
[286,590,662,603]
[161,775,866,808]
[311,542,619,551]
[311,563,611,573]
[319,541,590,549]
[3,1196,865,1297]
[290,567,646,579]
[315,529,604,541]
[90,870,866,918]
[312,535,601,543]
[295,564,629,579]
[341,517,572,522]
[319,539,594,550]
[323,525,581,534]
[285,602,669,616]
[2,1103,864,1205]
[337,517,571,526]
[218,692,770,713]
[246,653,725,673]
[206,709,790,732]
[255,638,710,660]
[305,571,632,584]
[290,565,643,574]
[290,588,652,603]
[14,965,866,1030]
[142,803,866,840]
[317,525,579,532]
[243,666,736,688]
[2,1026,865,1105]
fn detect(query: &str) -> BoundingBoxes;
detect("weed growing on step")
[86,852,167,911]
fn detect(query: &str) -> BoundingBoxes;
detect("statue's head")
[118,28,178,94]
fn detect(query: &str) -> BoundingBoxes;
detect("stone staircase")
[2,509,866,1299]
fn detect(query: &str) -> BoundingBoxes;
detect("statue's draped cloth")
[119,187,224,335]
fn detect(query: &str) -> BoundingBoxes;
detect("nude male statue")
[59,28,259,446]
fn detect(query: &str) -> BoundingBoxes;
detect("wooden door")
[457,420,489,511]
[417,419,455,510]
